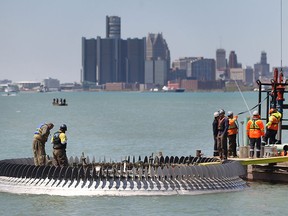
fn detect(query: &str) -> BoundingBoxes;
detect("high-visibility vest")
[246,119,264,138]
[267,112,281,130]
[228,116,238,136]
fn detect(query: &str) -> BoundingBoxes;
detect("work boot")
[249,151,254,159]
[256,151,261,158]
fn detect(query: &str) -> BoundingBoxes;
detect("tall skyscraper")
[126,38,145,83]
[260,51,267,64]
[82,16,146,87]
[228,51,238,68]
[81,38,97,86]
[145,33,170,85]
[106,16,121,39]
[216,49,226,70]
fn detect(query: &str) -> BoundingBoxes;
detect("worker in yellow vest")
[263,108,282,145]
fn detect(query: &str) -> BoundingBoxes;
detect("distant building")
[14,81,41,90]
[228,51,239,68]
[189,58,216,81]
[216,49,226,70]
[145,33,170,86]
[0,79,12,84]
[81,38,97,86]
[179,79,224,91]
[81,16,146,87]
[254,51,270,80]
[230,68,245,81]
[106,16,121,39]
[244,66,254,85]
[172,57,200,78]
[42,77,60,91]
[216,49,227,80]
[168,68,186,81]
[96,37,121,84]
[125,38,145,84]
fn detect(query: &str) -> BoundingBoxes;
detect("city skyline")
[0,0,287,83]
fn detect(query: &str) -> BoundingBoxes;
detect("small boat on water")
[52,98,68,106]
[162,86,185,92]
[174,88,185,92]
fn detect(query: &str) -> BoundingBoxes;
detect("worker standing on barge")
[212,111,219,157]
[217,109,229,160]
[246,111,265,158]
[227,111,238,158]
[51,124,68,167]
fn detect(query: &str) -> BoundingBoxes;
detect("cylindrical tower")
[106,16,121,39]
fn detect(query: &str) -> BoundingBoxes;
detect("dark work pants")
[228,134,237,157]
[249,138,261,158]
[264,129,277,144]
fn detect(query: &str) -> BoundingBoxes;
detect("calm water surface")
[0,91,287,215]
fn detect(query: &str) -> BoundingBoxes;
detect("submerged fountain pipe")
[0,155,247,196]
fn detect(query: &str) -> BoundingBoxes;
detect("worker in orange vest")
[263,108,282,145]
[227,111,238,157]
[246,111,265,158]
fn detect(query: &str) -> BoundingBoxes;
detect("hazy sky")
[0,0,286,83]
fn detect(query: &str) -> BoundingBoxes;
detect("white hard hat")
[227,111,233,117]
[253,110,259,116]
[214,112,219,117]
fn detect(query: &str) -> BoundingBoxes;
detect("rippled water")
[0,91,287,215]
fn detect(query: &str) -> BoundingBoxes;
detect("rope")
[234,80,252,116]
[237,95,268,115]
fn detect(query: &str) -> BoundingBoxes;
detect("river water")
[0,91,287,215]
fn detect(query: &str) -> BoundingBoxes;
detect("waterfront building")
[81,16,146,87]
[42,77,60,91]
[126,38,145,84]
[81,38,97,87]
[230,68,245,82]
[14,81,41,90]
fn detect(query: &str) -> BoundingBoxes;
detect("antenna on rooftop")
[219,36,222,49]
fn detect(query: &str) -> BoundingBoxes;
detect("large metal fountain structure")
[0,153,247,196]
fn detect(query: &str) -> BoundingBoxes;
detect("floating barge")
[231,155,288,183]
[234,67,288,183]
